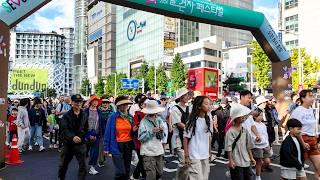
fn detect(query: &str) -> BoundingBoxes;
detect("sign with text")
[122,78,139,89]
[164,39,175,49]
[0,0,50,27]
[10,68,48,93]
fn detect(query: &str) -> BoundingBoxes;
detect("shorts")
[302,135,320,160]
[281,167,306,179]
[252,147,272,159]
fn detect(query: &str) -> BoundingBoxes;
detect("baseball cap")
[71,94,83,102]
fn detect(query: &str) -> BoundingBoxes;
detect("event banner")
[10,68,48,93]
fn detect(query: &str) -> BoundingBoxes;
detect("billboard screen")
[10,68,48,93]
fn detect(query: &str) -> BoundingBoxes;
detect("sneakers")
[53,144,59,149]
[97,163,105,168]
[39,146,45,152]
[28,145,33,151]
[304,164,310,169]
[130,175,139,180]
[34,142,39,146]
[89,166,99,175]
[49,144,54,149]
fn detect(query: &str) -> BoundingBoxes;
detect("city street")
[0,139,315,180]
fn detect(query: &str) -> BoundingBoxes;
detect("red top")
[133,111,145,150]
[8,115,17,131]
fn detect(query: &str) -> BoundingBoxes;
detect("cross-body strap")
[232,128,243,152]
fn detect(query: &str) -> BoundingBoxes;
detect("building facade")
[174,36,224,98]
[116,7,175,76]
[10,31,66,95]
[176,0,254,47]
[87,0,116,87]
[60,27,74,95]
[222,44,256,91]
[73,0,88,94]
[279,0,320,58]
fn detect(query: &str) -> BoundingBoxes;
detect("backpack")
[174,105,189,149]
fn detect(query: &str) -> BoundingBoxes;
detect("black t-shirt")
[34,108,42,124]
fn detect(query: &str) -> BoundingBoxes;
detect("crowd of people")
[5,88,320,180]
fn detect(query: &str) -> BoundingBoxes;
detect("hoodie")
[17,106,30,129]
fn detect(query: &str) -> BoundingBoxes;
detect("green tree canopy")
[94,76,105,97]
[134,62,149,92]
[41,88,57,98]
[251,41,271,90]
[157,64,169,93]
[171,54,187,90]
[104,73,138,97]
[80,79,90,96]
[146,65,155,91]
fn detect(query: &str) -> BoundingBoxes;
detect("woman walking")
[104,96,134,180]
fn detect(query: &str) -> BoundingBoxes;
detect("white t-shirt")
[171,105,189,135]
[252,121,269,148]
[291,106,317,136]
[292,136,302,164]
[242,115,255,133]
[184,117,213,160]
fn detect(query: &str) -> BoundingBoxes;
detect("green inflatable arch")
[102,0,289,63]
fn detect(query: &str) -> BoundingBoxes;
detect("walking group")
[6,88,320,180]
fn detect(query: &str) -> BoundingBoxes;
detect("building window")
[285,39,299,50]
[204,48,217,57]
[206,61,217,68]
[285,14,298,32]
[285,0,298,9]
[190,61,201,68]
[179,48,201,58]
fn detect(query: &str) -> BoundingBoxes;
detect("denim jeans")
[88,137,100,166]
[29,123,43,146]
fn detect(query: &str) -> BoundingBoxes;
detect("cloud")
[17,0,74,32]
[254,4,279,31]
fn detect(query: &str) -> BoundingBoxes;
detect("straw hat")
[230,103,251,121]
[141,100,165,114]
[175,87,189,100]
[255,96,269,106]
[116,98,133,106]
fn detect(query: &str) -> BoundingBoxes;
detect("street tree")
[251,41,271,90]
[105,73,138,96]
[157,64,169,93]
[171,54,187,90]
[146,65,155,91]
[81,79,90,96]
[41,88,57,98]
[94,76,105,97]
[134,62,149,92]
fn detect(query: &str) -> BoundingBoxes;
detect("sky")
[18,0,279,32]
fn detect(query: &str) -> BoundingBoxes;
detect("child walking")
[280,118,307,180]
[183,96,213,180]
[251,108,272,180]
[225,103,256,180]
[8,108,18,144]
[47,109,59,148]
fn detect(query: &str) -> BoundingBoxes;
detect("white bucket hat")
[255,96,269,106]
[230,103,251,121]
[141,100,165,114]
[175,87,189,100]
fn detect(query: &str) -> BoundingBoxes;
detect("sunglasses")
[160,98,167,101]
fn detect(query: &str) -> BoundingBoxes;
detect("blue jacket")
[104,111,134,155]
[84,108,103,139]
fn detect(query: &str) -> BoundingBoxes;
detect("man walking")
[58,94,88,180]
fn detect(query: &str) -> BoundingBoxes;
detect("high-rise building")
[60,27,74,95]
[279,0,320,58]
[73,0,88,94]
[10,31,66,95]
[87,0,116,87]
[176,0,254,47]
[116,7,175,76]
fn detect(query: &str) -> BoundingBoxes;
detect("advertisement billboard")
[188,68,219,100]
[10,68,48,93]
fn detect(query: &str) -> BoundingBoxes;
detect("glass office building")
[116,7,166,76]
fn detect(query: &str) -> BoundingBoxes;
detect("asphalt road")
[0,140,315,180]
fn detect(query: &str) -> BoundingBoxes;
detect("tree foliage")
[146,65,155,91]
[171,54,187,90]
[290,48,320,91]
[157,64,169,93]
[223,73,245,92]
[41,88,57,98]
[80,79,90,96]
[251,41,271,90]
[94,76,105,97]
